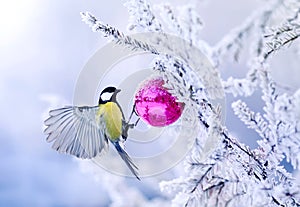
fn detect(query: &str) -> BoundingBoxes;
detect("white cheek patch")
[101,92,113,101]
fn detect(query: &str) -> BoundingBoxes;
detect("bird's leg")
[121,121,131,141]
[121,103,140,141]
[121,104,136,140]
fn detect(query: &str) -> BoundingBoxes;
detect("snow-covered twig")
[124,0,163,32]
[263,7,300,60]
[80,12,159,54]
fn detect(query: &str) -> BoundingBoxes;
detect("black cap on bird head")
[99,86,121,104]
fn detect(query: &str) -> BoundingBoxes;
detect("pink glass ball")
[134,77,184,127]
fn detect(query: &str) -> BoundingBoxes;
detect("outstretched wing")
[44,106,108,159]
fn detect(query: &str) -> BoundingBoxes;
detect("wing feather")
[44,106,108,159]
[44,112,73,135]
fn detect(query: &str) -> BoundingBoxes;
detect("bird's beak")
[116,89,121,93]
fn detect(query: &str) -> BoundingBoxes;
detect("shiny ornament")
[134,77,184,127]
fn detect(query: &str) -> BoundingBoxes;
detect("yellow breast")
[97,102,122,141]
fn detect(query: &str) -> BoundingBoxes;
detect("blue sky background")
[0,0,299,206]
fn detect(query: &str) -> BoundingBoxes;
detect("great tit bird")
[44,86,139,180]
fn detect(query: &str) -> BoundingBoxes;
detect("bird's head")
[99,86,121,104]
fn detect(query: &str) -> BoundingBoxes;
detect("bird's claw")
[128,123,135,129]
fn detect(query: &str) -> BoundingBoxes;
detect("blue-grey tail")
[113,142,140,180]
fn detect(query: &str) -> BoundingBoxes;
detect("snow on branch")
[232,100,272,140]
[263,7,300,60]
[230,67,300,206]
[80,12,159,54]
[157,3,211,57]
[124,0,163,32]
[222,67,258,97]
[157,4,183,37]
[273,87,300,169]
[177,5,203,47]
[212,0,286,63]
[215,0,300,99]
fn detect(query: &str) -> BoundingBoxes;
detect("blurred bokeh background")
[0,0,299,206]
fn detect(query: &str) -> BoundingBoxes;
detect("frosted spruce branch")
[158,4,184,38]
[250,0,284,58]
[124,0,163,32]
[263,7,300,60]
[213,0,296,99]
[259,67,300,170]
[213,0,284,63]
[231,69,300,206]
[274,89,300,169]
[214,0,287,98]
[80,12,159,54]
[177,5,203,47]
[157,4,211,57]
[232,100,273,141]
[222,67,258,97]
